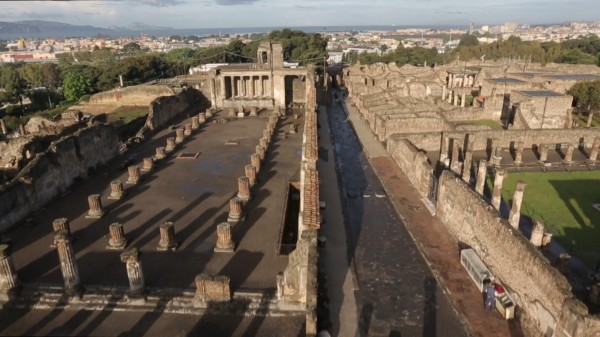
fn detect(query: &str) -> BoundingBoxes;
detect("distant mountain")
[0,20,170,39]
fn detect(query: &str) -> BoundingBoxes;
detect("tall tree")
[63,73,92,102]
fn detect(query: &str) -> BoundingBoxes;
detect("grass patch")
[576,112,600,128]
[107,106,148,127]
[499,171,600,268]
[461,119,504,130]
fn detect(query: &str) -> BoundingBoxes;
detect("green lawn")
[499,171,600,268]
[576,112,600,128]
[462,119,504,130]
[107,106,148,127]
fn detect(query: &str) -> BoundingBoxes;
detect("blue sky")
[1,0,599,28]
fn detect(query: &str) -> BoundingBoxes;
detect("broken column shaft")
[184,123,193,137]
[198,112,206,124]
[251,153,262,172]
[108,180,125,200]
[590,137,600,162]
[514,141,524,165]
[0,244,20,301]
[563,144,575,164]
[491,170,506,211]
[539,144,548,162]
[227,197,243,224]
[165,137,176,153]
[475,160,487,195]
[120,248,145,299]
[530,219,545,247]
[175,128,185,144]
[126,165,141,185]
[54,230,82,298]
[245,165,257,186]
[508,181,527,229]
[141,158,154,173]
[86,194,104,218]
[237,176,251,202]
[157,222,177,251]
[107,223,127,250]
[214,223,235,253]
[191,117,200,130]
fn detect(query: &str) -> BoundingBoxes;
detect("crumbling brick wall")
[386,138,433,198]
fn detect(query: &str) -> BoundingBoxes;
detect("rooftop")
[518,90,565,97]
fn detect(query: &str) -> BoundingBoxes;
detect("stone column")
[462,134,474,183]
[86,194,104,218]
[250,76,255,97]
[165,137,176,153]
[214,223,235,253]
[220,76,227,99]
[530,219,545,247]
[107,223,127,250]
[19,125,26,136]
[237,106,245,118]
[558,253,571,275]
[126,165,141,185]
[514,141,524,165]
[245,165,257,186]
[447,90,453,103]
[198,112,206,124]
[539,144,548,162]
[229,77,235,97]
[563,144,575,164]
[0,244,20,301]
[250,106,258,117]
[141,157,154,173]
[155,147,166,160]
[228,107,236,118]
[256,145,265,161]
[461,92,466,108]
[475,160,487,195]
[120,248,145,301]
[251,153,261,172]
[453,92,459,106]
[269,115,278,125]
[184,123,193,137]
[439,135,449,165]
[263,130,271,142]
[259,137,268,151]
[508,181,527,229]
[492,144,503,167]
[491,170,506,211]
[237,176,251,202]
[587,112,594,128]
[175,128,185,144]
[108,180,125,200]
[191,117,200,130]
[0,119,7,135]
[52,218,71,235]
[157,222,178,251]
[227,197,244,224]
[54,230,82,298]
[442,86,447,100]
[205,108,213,118]
[589,137,600,162]
[450,138,461,174]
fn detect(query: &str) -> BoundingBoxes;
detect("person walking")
[485,283,498,311]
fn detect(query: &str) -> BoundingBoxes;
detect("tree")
[458,34,479,47]
[0,66,27,111]
[63,73,92,102]
[381,44,388,53]
[568,80,600,114]
[122,42,141,55]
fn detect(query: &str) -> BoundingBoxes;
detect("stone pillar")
[250,106,258,117]
[214,222,235,253]
[237,106,245,118]
[256,145,265,161]
[263,130,271,141]
[86,194,104,218]
[462,134,474,183]
[19,125,26,136]
[107,223,127,250]
[491,170,506,211]
[514,141,524,165]
[155,147,166,160]
[269,115,278,125]
[589,137,600,162]
[587,112,594,128]
[184,123,193,137]
[461,92,466,107]
[229,77,235,97]
[450,138,461,174]
[251,153,261,173]
[0,244,20,301]
[108,180,125,200]
[539,144,548,162]
[141,157,154,173]
[126,165,141,185]
[563,144,575,164]
[0,119,7,135]
[228,107,236,118]
[205,108,213,118]
[442,86,447,100]
[492,144,503,167]
[475,160,487,195]
[237,176,251,202]
[530,219,545,247]
[439,135,449,165]
[220,76,227,99]
[227,197,244,224]
[157,222,178,251]
[249,77,255,97]
[453,92,459,106]
[175,128,185,144]
[447,90,453,103]
[120,248,145,301]
[193,274,231,306]
[245,165,257,186]
[259,137,268,151]
[508,181,527,229]
[198,112,206,124]
[54,230,82,298]
[165,137,176,153]
[52,218,71,235]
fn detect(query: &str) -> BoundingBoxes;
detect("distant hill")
[0,20,171,39]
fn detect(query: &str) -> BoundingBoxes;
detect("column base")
[0,287,21,303]
[86,211,105,219]
[175,137,184,144]
[237,194,251,203]
[157,242,178,252]
[563,160,573,166]
[108,191,126,200]
[184,130,192,137]
[106,239,127,250]
[126,177,141,185]
[165,146,175,153]
[64,286,84,301]
[140,167,153,173]
[227,214,245,224]
[126,294,147,305]
[214,244,235,253]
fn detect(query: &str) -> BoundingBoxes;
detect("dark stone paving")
[326,99,469,336]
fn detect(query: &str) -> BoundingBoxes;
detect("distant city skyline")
[1,0,599,29]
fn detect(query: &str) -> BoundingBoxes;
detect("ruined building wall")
[145,88,206,132]
[88,85,176,106]
[435,171,600,337]
[0,124,120,231]
[404,129,600,153]
[386,138,433,198]
[377,114,453,141]
[509,91,573,129]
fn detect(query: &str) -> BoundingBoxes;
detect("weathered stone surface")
[193,274,231,305]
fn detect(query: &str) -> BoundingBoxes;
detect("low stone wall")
[145,88,205,132]
[435,171,600,337]
[441,107,494,122]
[404,128,600,153]
[377,115,453,141]
[0,125,120,231]
[386,138,433,198]
[89,85,176,106]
